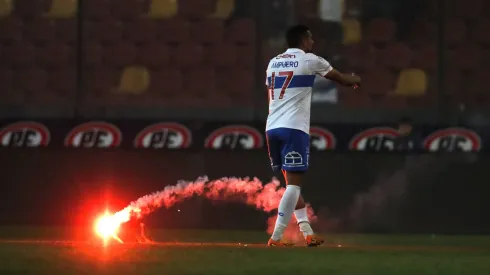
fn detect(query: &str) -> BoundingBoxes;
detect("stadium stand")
[147,0,178,19]
[45,0,77,18]
[211,0,234,19]
[341,18,361,45]
[116,66,151,95]
[0,0,489,110]
[0,0,12,17]
[394,69,427,96]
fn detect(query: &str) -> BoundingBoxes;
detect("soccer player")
[265,25,361,247]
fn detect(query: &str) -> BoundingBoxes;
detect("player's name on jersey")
[0,120,484,153]
[271,61,299,68]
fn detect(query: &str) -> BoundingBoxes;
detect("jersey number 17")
[268,71,293,100]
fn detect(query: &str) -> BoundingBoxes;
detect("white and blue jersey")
[265,48,333,172]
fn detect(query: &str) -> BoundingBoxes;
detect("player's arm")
[324,69,361,87]
[306,54,361,87]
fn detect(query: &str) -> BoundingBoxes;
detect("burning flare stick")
[93,176,316,243]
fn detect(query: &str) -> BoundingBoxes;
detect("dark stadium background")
[0,0,489,234]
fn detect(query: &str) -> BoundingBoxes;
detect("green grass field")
[0,227,489,275]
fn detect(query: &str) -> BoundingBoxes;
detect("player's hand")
[352,73,361,89]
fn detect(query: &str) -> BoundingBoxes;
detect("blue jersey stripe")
[267,75,315,89]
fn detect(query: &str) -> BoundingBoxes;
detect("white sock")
[271,185,301,241]
[294,207,314,238]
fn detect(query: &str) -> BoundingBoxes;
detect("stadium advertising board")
[0,120,484,152]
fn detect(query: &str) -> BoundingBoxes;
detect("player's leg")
[265,129,282,172]
[278,130,323,246]
[269,129,308,245]
[267,130,295,247]
[282,169,306,210]
[282,169,315,239]
[269,171,302,244]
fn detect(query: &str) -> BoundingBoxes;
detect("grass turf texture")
[0,227,489,275]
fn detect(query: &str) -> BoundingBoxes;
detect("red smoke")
[98,177,317,243]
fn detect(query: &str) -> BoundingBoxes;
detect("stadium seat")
[0,67,13,95]
[112,0,146,20]
[227,18,256,44]
[83,42,103,68]
[340,91,372,108]
[0,17,22,42]
[170,43,203,68]
[447,0,484,20]
[149,68,183,98]
[178,0,210,20]
[210,0,234,19]
[45,0,77,18]
[394,69,427,96]
[342,43,377,72]
[311,37,329,57]
[235,44,255,69]
[3,43,36,67]
[103,43,138,67]
[366,18,395,44]
[411,45,437,72]
[115,66,151,94]
[424,73,437,96]
[344,0,360,16]
[158,19,190,44]
[15,67,49,95]
[185,68,216,101]
[293,0,317,19]
[38,42,73,68]
[482,1,490,17]
[216,68,253,105]
[84,0,111,20]
[86,19,124,44]
[48,69,75,98]
[449,43,482,71]
[205,44,236,68]
[125,19,156,43]
[227,68,254,104]
[361,69,396,96]
[13,0,49,17]
[407,20,436,48]
[465,70,487,96]
[471,20,490,45]
[0,0,12,17]
[469,0,487,19]
[137,42,170,69]
[216,69,231,94]
[423,0,439,17]
[85,68,119,97]
[261,42,280,69]
[342,18,361,45]
[56,18,76,43]
[483,50,490,69]
[379,42,412,70]
[23,18,56,44]
[444,21,466,44]
[147,0,177,18]
[444,69,462,97]
[191,19,224,45]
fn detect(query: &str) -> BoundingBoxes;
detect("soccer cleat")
[305,235,324,247]
[267,238,294,247]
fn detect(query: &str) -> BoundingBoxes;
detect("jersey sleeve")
[305,54,333,77]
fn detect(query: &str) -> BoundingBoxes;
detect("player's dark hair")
[286,25,310,48]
